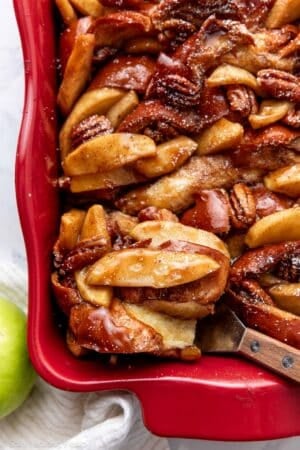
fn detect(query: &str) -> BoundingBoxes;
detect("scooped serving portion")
[52,0,300,362]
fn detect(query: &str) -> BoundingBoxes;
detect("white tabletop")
[0,1,299,449]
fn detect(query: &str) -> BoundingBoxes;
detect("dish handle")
[131,376,300,440]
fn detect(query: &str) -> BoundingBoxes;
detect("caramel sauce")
[181,190,230,234]
[78,305,131,352]
[88,56,156,93]
[251,185,293,218]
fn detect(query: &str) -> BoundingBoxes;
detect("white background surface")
[0,0,299,448]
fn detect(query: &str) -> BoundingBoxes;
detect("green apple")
[0,297,36,419]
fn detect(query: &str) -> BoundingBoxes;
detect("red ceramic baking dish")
[14,0,300,441]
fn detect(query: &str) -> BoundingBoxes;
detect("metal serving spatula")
[197,305,300,383]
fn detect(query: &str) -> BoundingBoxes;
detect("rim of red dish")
[13,0,300,441]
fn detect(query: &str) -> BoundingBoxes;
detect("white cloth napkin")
[0,262,169,450]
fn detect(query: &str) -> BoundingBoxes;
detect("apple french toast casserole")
[52,0,300,361]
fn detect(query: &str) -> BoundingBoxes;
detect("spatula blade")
[197,305,246,352]
[197,305,300,383]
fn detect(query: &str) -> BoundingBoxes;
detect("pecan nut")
[226,85,258,118]
[257,69,300,103]
[278,31,300,57]
[226,242,300,349]
[71,115,113,149]
[275,254,300,282]
[150,0,241,49]
[151,0,240,34]
[282,106,300,128]
[229,183,256,230]
[117,100,204,141]
[146,16,253,108]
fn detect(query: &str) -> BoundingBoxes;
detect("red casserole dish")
[14,0,300,441]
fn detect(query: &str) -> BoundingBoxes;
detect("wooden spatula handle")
[238,328,300,383]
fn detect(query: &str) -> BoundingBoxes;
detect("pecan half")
[278,31,300,57]
[146,17,253,108]
[282,106,300,128]
[181,184,257,234]
[232,125,300,171]
[229,183,256,230]
[275,254,300,282]
[145,52,204,107]
[117,100,204,140]
[226,242,300,349]
[56,236,110,275]
[257,69,300,103]
[71,115,113,149]
[152,0,240,29]
[226,85,258,118]
[151,0,241,49]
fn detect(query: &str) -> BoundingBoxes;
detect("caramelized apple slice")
[59,17,94,73]
[196,119,244,155]
[69,0,103,17]
[69,299,200,358]
[57,34,95,116]
[123,303,197,352]
[88,11,152,47]
[55,0,77,26]
[60,88,125,160]
[63,133,156,175]
[245,207,300,248]
[86,248,220,288]
[70,167,144,192]
[124,37,162,54]
[116,155,241,215]
[75,268,113,307]
[269,283,300,316]
[249,100,292,129]
[130,221,229,257]
[108,211,139,236]
[264,164,300,197]
[266,0,300,28]
[80,205,111,247]
[207,64,260,93]
[106,90,139,129]
[135,136,197,178]
[58,209,86,251]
